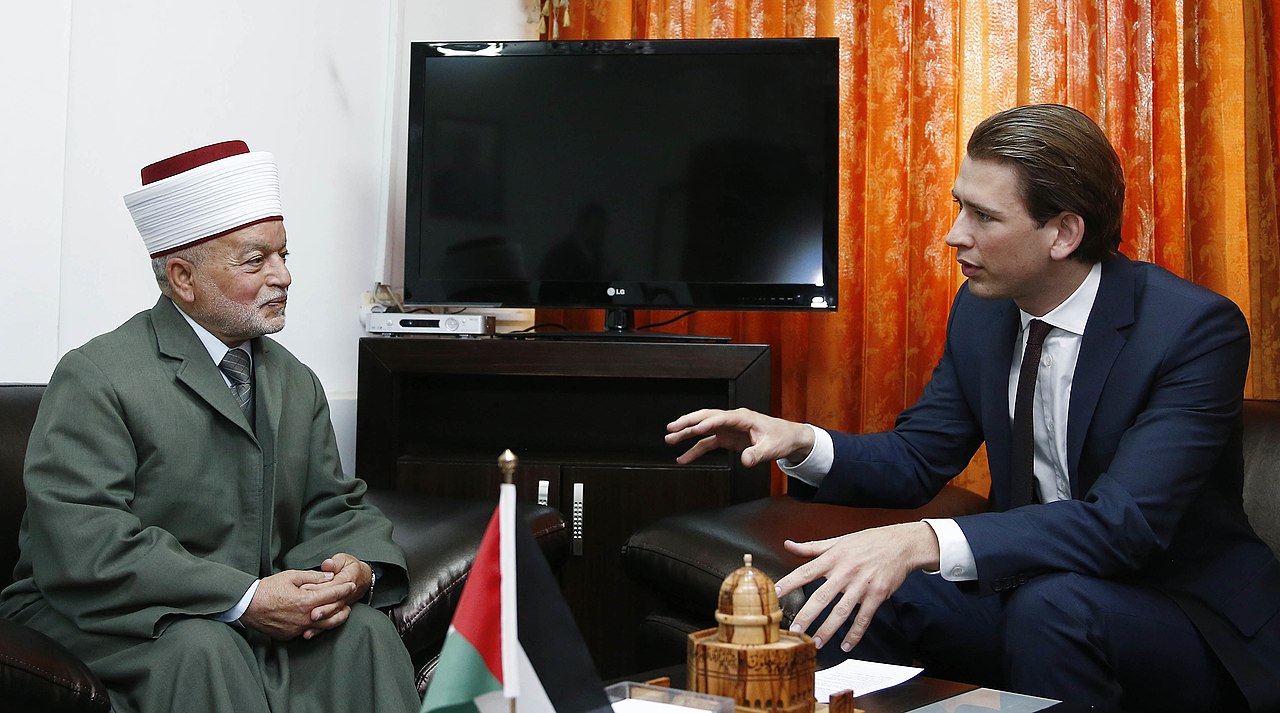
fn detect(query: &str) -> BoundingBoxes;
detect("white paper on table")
[813,658,924,702]
[612,699,714,713]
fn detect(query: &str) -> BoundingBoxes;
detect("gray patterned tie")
[219,348,253,417]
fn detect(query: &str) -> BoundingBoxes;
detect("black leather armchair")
[622,400,1280,671]
[0,383,568,711]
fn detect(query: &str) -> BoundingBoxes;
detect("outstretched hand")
[665,408,815,467]
[775,522,940,652]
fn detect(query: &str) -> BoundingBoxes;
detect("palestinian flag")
[421,482,613,713]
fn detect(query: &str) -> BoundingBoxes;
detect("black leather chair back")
[1242,399,1280,557]
[0,385,43,583]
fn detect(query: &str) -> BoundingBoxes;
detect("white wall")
[382,1,538,320]
[0,0,536,474]
[0,2,71,383]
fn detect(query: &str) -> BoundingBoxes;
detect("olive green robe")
[0,297,418,713]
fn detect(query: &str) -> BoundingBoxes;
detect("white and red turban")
[123,140,283,258]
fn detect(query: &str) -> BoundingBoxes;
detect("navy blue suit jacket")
[814,255,1280,710]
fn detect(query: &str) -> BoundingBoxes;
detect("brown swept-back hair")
[967,104,1125,263]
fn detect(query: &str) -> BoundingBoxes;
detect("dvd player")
[366,313,495,336]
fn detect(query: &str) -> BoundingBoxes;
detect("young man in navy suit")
[667,104,1280,712]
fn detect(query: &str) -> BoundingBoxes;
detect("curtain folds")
[536,0,1280,495]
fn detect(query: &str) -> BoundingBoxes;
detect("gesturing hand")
[775,522,939,652]
[665,408,815,467]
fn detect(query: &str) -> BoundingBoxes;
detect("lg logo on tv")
[606,287,626,296]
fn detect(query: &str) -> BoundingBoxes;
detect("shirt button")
[951,565,964,577]
[1042,354,1054,367]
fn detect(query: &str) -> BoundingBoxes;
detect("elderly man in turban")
[0,141,420,713]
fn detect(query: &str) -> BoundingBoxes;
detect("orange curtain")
[536,0,1280,496]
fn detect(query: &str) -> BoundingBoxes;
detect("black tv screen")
[403,38,839,316]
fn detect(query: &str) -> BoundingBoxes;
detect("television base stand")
[496,330,730,344]
[496,307,729,342]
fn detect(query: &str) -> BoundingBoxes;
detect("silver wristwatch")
[364,566,377,605]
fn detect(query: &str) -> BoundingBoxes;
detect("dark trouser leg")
[803,570,1005,688]
[1002,572,1244,713]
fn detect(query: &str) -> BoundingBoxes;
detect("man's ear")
[1049,212,1085,261]
[167,257,198,304]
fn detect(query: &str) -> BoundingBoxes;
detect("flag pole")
[498,449,519,713]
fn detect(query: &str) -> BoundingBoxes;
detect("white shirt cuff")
[778,424,833,487]
[922,518,977,581]
[214,579,260,624]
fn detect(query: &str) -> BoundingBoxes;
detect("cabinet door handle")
[571,482,584,556]
[537,479,550,506]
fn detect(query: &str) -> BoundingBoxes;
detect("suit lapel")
[1067,255,1136,495]
[152,297,257,441]
[252,337,282,450]
[981,300,1021,505]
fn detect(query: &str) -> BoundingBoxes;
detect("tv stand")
[355,337,770,677]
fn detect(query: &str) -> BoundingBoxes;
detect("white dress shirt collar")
[1019,262,1102,337]
[172,302,251,372]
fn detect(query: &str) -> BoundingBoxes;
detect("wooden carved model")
[688,554,816,713]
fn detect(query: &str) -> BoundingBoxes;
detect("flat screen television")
[403,37,839,331]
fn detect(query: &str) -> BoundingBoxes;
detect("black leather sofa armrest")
[0,617,111,713]
[364,491,567,692]
[621,485,988,626]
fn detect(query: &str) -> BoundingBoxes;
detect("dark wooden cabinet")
[356,336,771,676]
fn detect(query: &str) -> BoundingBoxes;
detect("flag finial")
[498,449,519,484]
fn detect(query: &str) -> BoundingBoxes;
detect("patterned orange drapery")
[536,0,1280,495]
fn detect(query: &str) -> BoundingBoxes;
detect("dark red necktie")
[1010,319,1053,508]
